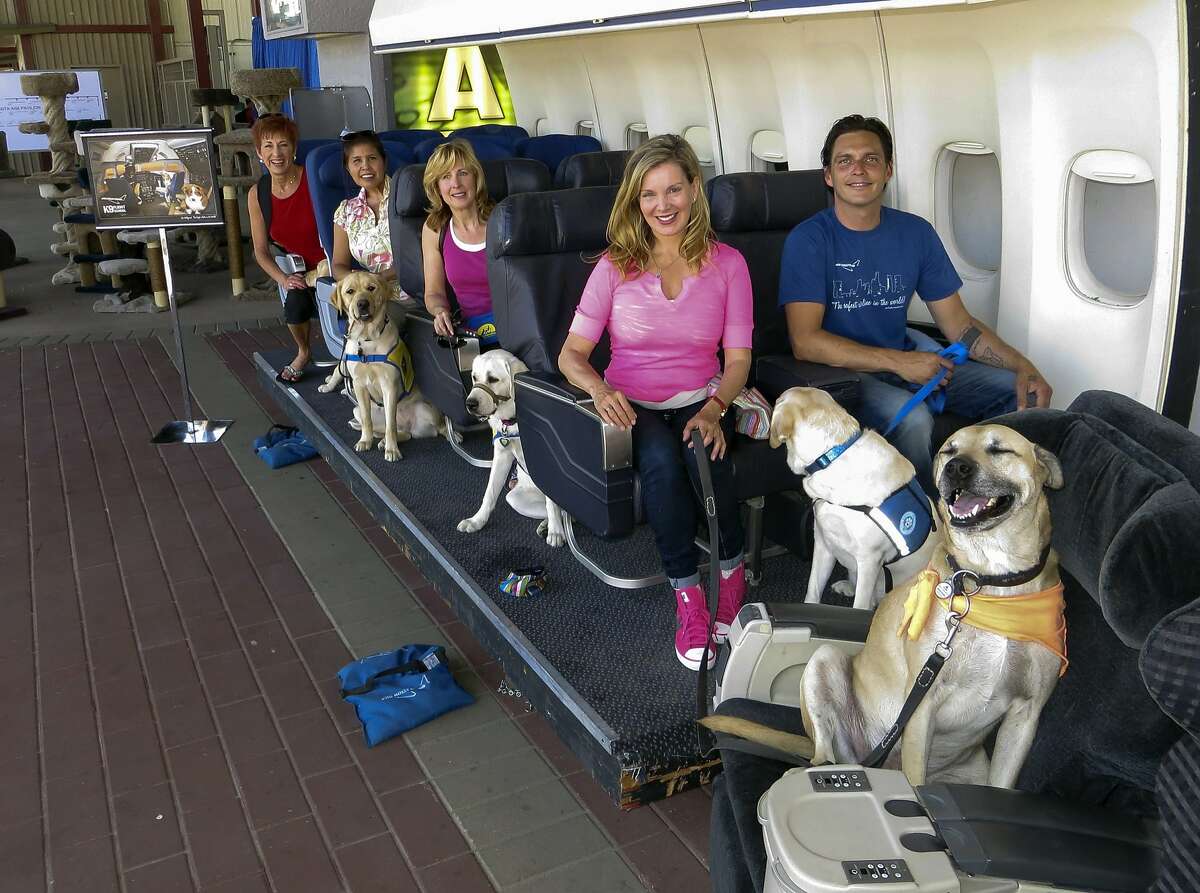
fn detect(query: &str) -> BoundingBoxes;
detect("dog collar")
[804,429,863,475]
[493,422,519,446]
[944,543,1053,592]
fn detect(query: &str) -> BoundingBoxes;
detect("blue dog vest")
[847,480,935,560]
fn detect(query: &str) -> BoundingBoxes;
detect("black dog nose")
[943,457,975,484]
[356,299,369,312]
[465,397,479,411]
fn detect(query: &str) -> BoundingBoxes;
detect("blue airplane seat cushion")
[414,134,513,163]
[516,134,602,181]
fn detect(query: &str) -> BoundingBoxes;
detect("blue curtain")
[251,16,320,92]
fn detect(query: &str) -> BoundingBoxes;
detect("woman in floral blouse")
[332,131,401,293]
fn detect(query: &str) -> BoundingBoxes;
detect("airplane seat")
[388,158,552,431]
[490,186,805,585]
[553,150,632,189]
[709,389,1200,892]
[414,134,513,164]
[515,134,602,182]
[304,140,417,360]
[451,123,530,153]
[294,138,334,165]
[705,170,860,408]
[377,128,442,153]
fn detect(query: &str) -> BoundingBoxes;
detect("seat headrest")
[451,123,530,151]
[414,134,514,163]
[488,186,617,259]
[554,150,631,189]
[516,134,603,179]
[997,398,1200,648]
[391,159,552,220]
[378,128,442,151]
[707,170,829,232]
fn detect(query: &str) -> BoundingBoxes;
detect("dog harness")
[845,480,935,560]
[807,431,936,562]
[344,340,416,399]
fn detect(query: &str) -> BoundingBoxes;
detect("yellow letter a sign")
[428,46,504,122]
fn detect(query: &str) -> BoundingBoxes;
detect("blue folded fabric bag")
[253,424,318,469]
[338,644,474,747]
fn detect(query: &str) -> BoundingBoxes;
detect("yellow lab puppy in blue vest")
[320,271,442,461]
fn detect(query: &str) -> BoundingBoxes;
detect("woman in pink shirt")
[559,135,754,672]
[420,140,498,345]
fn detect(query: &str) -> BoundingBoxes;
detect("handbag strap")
[339,658,432,697]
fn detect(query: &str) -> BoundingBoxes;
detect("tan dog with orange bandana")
[705,424,1066,787]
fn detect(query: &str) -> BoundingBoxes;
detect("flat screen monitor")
[81,129,224,230]
[0,70,106,152]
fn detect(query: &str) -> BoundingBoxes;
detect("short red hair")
[251,114,299,150]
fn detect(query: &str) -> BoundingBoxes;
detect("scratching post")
[218,69,300,301]
[20,72,84,286]
[189,88,240,274]
[119,229,170,309]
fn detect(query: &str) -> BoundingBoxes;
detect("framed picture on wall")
[263,0,308,39]
[81,128,223,230]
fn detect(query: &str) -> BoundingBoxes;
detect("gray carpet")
[265,349,829,771]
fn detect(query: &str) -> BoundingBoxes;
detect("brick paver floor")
[0,330,713,892]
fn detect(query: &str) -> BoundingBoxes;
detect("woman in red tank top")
[248,115,324,382]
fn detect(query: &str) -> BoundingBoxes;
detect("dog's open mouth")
[946,489,1015,527]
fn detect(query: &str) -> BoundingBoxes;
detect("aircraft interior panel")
[699,16,887,175]
[880,22,1002,330]
[570,27,720,166]
[496,39,601,142]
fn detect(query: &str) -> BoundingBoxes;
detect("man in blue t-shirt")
[779,114,1052,492]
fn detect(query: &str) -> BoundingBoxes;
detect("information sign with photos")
[81,129,223,230]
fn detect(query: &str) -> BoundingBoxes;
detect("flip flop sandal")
[499,566,547,598]
[276,365,304,383]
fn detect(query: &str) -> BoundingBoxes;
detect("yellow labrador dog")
[770,387,940,610]
[318,272,442,461]
[457,349,566,548]
[706,424,1066,787]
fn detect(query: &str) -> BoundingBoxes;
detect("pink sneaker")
[675,584,716,671]
[713,562,747,644]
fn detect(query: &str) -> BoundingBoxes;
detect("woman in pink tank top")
[559,135,755,673]
[420,140,497,345]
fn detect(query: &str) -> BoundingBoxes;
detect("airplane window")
[935,142,1002,273]
[1065,150,1157,307]
[683,125,716,181]
[626,123,649,151]
[751,129,787,173]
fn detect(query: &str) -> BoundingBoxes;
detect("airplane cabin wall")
[494,0,1182,411]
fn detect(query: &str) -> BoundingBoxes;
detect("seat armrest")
[763,602,872,642]
[514,370,635,537]
[755,354,861,409]
[405,311,479,427]
[273,253,306,276]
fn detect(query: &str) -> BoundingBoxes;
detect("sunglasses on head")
[341,129,378,142]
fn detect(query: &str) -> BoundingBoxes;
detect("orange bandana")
[899,569,1069,677]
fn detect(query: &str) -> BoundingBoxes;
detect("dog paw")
[355,438,373,453]
[831,580,855,599]
[317,376,337,393]
[545,531,565,548]
[383,445,402,462]
[396,430,412,443]
[457,518,484,533]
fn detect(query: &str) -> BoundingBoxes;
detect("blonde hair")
[422,139,494,234]
[605,134,714,277]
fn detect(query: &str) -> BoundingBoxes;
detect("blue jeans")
[856,328,1017,494]
[632,399,745,587]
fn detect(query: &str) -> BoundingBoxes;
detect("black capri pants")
[283,287,317,325]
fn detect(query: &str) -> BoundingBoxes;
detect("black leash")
[692,428,722,754]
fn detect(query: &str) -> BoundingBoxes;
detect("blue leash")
[880,342,969,437]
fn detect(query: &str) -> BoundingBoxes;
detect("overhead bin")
[370,0,1001,51]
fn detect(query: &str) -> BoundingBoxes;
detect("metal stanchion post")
[151,227,233,444]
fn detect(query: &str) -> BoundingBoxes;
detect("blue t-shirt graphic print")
[778,207,962,351]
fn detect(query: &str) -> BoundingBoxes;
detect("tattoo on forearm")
[974,343,1013,370]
